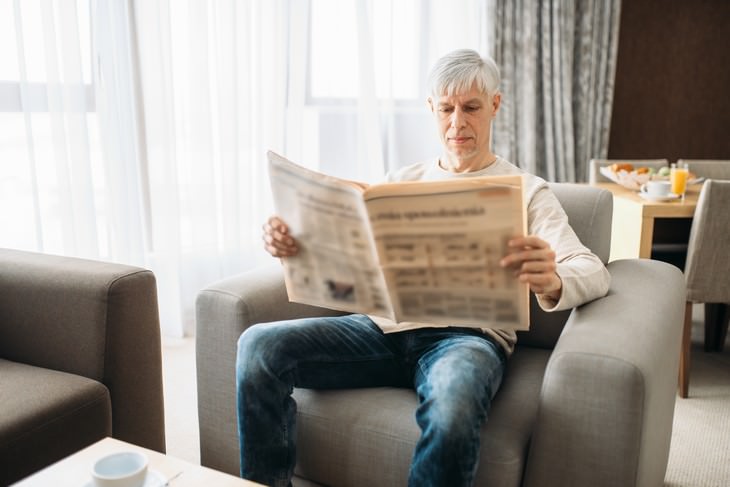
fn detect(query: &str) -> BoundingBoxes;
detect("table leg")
[609,198,652,261]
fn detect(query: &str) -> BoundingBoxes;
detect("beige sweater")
[368,157,611,355]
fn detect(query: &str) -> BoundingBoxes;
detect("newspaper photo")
[267,151,530,331]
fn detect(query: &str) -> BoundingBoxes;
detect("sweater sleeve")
[526,184,611,312]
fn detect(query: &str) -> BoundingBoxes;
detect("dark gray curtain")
[487,0,621,182]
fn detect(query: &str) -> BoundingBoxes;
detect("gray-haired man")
[240,49,610,487]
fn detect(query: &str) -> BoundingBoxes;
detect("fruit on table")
[610,163,634,172]
[657,166,671,177]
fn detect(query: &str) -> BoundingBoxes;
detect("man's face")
[429,84,501,166]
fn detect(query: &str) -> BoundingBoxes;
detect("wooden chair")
[680,180,730,398]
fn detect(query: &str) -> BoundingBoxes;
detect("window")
[0,0,104,256]
[305,0,487,177]
[309,0,422,102]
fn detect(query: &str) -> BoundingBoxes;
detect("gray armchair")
[196,184,686,487]
[0,249,166,485]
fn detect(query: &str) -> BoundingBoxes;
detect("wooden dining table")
[591,182,701,262]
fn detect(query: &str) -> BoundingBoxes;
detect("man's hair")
[428,49,500,98]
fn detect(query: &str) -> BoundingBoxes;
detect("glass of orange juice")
[670,163,690,200]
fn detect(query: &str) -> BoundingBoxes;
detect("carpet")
[664,314,730,487]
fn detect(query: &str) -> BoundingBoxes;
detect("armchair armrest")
[0,249,165,452]
[195,263,344,474]
[523,259,685,487]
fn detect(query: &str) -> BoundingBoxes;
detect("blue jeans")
[236,314,506,487]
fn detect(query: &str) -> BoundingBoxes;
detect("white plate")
[83,468,166,487]
[638,192,681,202]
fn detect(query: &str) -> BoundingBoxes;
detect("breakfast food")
[600,163,652,190]
[610,163,634,173]
[600,162,699,190]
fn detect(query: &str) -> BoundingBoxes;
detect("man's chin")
[446,148,478,161]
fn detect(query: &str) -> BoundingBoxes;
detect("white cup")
[641,180,671,197]
[91,451,148,487]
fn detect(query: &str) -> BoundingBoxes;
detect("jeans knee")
[237,324,281,382]
[428,395,482,438]
[416,352,500,439]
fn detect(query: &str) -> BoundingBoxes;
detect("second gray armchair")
[0,249,166,485]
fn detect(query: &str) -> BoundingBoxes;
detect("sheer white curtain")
[0,0,286,337]
[0,0,100,256]
[131,0,289,335]
[297,0,489,181]
[0,0,507,337]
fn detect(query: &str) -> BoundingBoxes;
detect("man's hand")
[263,216,298,258]
[499,235,562,300]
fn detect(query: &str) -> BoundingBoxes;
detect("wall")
[608,0,730,160]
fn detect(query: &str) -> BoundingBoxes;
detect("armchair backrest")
[518,183,613,348]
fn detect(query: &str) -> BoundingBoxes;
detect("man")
[238,49,610,487]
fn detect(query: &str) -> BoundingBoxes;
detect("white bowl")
[92,451,148,487]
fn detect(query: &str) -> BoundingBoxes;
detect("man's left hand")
[499,235,562,300]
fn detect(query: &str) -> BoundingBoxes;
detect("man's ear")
[427,97,434,113]
[492,92,502,114]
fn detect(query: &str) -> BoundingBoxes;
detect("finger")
[272,228,295,246]
[264,241,297,258]
[508,235,549,250]
[518,272,560,294]
[263,217,296,246]
[500,248,555,268]
[515,259,557,275]
[268,215,287,229]
[264,216,290,235]
[262,232,298,253]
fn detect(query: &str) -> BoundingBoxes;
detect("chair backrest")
[676,159,730,180]
[684,180,730,303]
[518,183,613,349]
[588,158,668,184]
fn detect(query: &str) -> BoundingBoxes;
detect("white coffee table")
[12,437,263,486]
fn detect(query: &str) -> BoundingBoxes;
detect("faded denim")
[236,313,506,487]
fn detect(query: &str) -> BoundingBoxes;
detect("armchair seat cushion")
[0,358,112,483]
[293,347,551,487]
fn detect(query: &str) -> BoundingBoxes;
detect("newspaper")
[268,151,530,331]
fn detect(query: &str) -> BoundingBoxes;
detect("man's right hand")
[263,216,298,258]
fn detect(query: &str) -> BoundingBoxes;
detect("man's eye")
[439,107,453,113]
[465,106,479,112]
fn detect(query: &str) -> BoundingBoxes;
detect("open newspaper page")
[268,151,394,318]
[363,175,529,330]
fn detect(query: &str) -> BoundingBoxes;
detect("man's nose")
[450,108,466,128]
